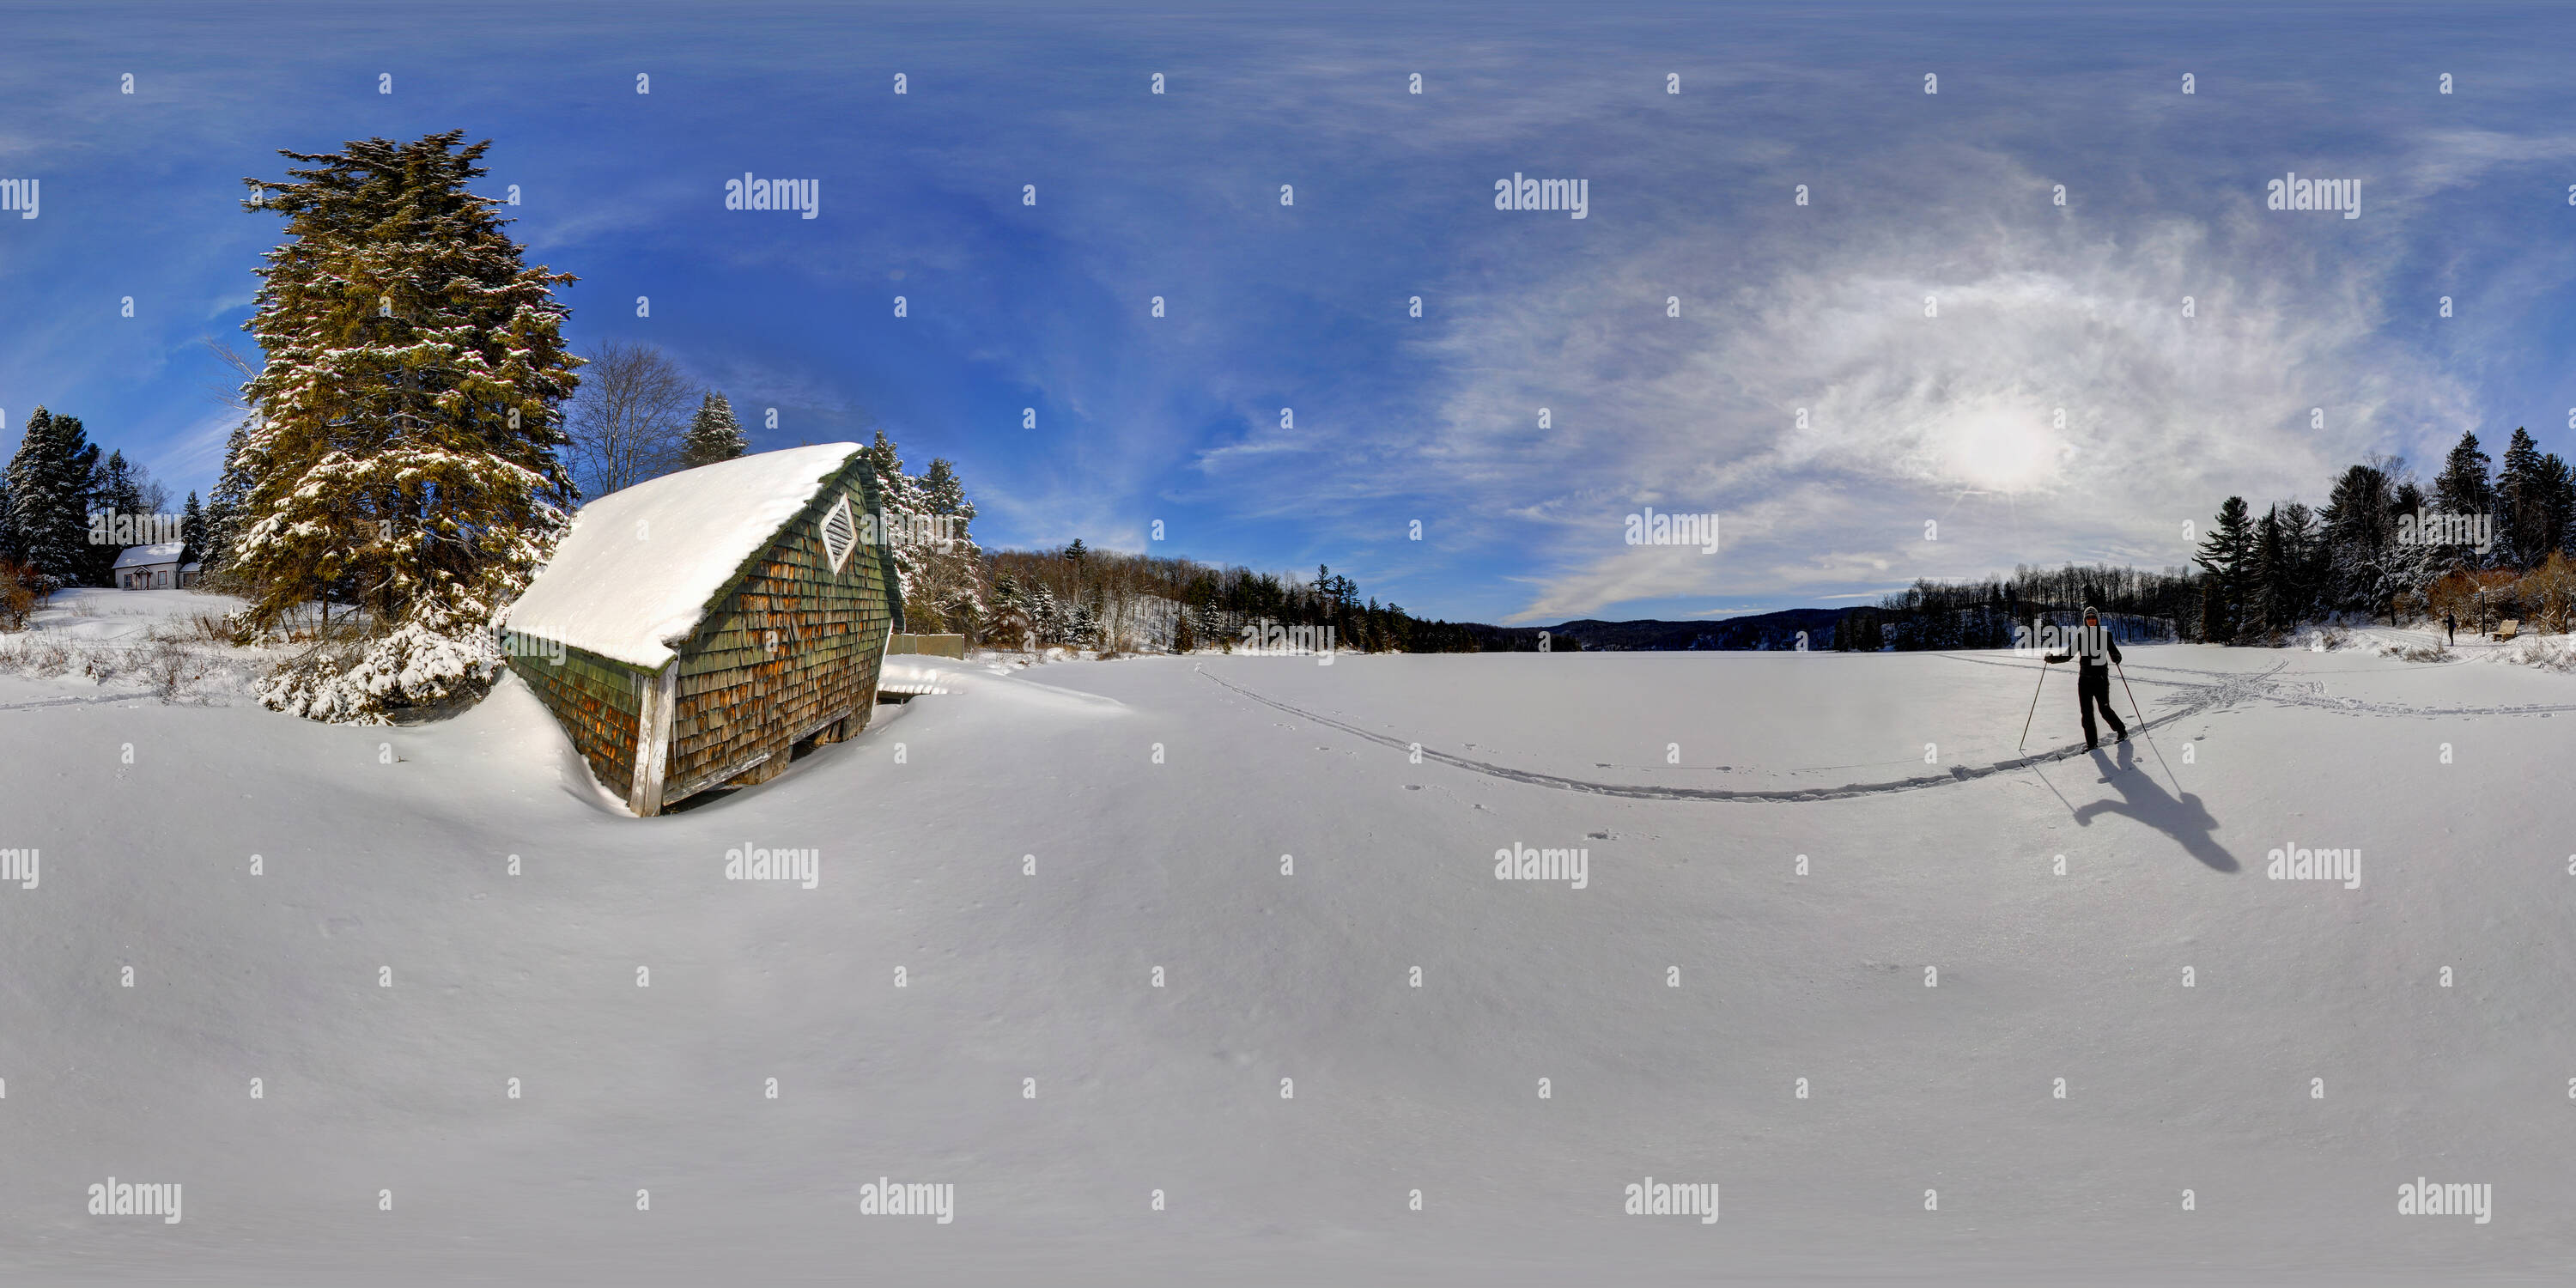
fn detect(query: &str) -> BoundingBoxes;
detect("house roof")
[501,444,871,671]
[112,542,185,569]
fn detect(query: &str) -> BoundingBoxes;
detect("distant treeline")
[981,541,1479,653]
[1838,563,2199,651]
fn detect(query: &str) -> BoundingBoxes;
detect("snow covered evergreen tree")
[1028,584,1063,644]
[3,407,102,587]
[988,573,1032,650]
[235,131,580,721]
[677,391,750,470]
[200,418,255,574]
[2386,478,2443,618]
[2494,428,2570,568]
[2431,431,2494,572]
[2321,461,2396,618]
[179,492,206,567]
[856,429,987,635]
[84,450,144,585]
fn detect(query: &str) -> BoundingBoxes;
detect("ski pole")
[2017,659,2048,753]
[2114,659,2178,789]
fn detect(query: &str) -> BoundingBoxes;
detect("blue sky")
[5,2,2576,623]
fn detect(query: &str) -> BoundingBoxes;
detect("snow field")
[0,642,2571,1284]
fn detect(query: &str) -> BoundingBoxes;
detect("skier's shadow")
[2038,743,2238,872]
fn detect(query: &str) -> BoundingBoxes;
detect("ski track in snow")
[1934,650,2576,719]
[1198,665,2239,802]
[0,690,162,711]
[1205,649,2569,804]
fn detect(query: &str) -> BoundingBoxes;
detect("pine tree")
[921,457,975,532]
[200,418,255,573]
[989,573,1031,650]
[1028,585,1062,644]
[237,131,580,719]
[2321,462,2395,617]
[2276,501,2324,624]
[180,492,206,567]
[82,450,145,585]
[2247,505,2288,641]
[2495,427,2553,568]
[2194,496,2254,642]
[2387,479,2441,617]
[3,407,103,586]
[2431,431,2494,569]
[677,391,749,470]
[858,429,924,586]
[2543,453,2576,562]
[909,454,982,631]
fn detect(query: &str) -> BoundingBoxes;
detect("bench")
[2494,619,2519,642]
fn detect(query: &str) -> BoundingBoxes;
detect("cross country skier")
[2043,606,2128,750]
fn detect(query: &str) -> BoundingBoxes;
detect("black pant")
[2077,666,2126,745]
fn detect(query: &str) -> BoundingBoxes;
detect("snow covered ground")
[4,608,2573,1284]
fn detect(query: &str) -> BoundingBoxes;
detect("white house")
[112,542,194,590]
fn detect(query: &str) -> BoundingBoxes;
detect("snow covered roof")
[112,542,185,569]
[501,444,868,671]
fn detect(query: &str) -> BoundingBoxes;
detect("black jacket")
[2044,623,2122,673]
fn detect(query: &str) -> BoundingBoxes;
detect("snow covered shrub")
[0,634,70,677]
[260,621,503,724]
[2483,633,2576,673]
[144,640,210,701]
[2376,638,2452,664]
[0,560,39,631]
[2519,553,2576,635]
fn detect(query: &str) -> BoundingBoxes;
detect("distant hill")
[1460,608,1857,652]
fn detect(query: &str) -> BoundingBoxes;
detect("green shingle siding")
[507,641,649,793]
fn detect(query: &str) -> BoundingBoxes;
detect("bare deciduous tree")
[563,340,696,500]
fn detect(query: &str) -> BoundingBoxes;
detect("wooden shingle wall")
[507,643,648,795]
